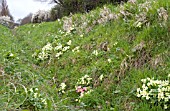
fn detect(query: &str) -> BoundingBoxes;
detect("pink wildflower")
[83,87,87,91]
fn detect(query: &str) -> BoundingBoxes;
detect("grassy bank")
[0,0,170,110]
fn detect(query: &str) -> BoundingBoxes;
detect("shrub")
[50,0,128,20]
[0,16,14,28]
[20,13,33,25]
[31,10,51,23]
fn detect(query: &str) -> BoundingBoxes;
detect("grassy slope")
[0,0,170,110]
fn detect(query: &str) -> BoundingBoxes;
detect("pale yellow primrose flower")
[67,40,72,46]
[59,82,66,93]
[108,59,112,63]
[92,50,98,56]
[55,43,62,50]
[99,74,104,81]
[62,46,70,52]
[60,83,66,90]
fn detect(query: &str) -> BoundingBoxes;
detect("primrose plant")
[24,87,47,110]
[54,40,72,59]
[32,39,74,62]
[32,42,53,61]
[58,82,67,94]
[136,74,170,110]
[75,75,93,102]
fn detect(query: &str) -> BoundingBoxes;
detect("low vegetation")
[0,0,169,110]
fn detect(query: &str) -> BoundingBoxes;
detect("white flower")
[62,46,70,52]
[67,40,72,46]
[136,93,141,97]
[99,74,104,81]
[137,88,141,93]
[80,92,84,98]
[80,34,83,37]
[155,79,161,85]
[29,88,33,93]
[78,75,92,85]
[108,59,111,63]
[161,80,169,86]
[42,98,47,105]
[162,87,167,92]
[147,82,151,86]
[113,42,118,46]
[55,43,62,50]
[60,83,66,90]
[59,83,66,93]
[84,75,92,80]
[140,90,148,98]
[72,46,80,52]
[168,74,170,78]
[34,93,38,98]
[136,88,141,97]
[9,53,14,57]
[32,52,37,58]
[136,22,142,28]
[55,52,63,58]
[148,79,155,86]
[92,50,98,56]
[86,89,93,95]
[164,97,169,102]
[168,95,170,99]
[141,79,146,83]
[81,79,85,84]
[158,92,164,101]
[164,104,168,109]
[42,43,53,51]
[142,84,148,90]
[146,95,150,100]
[146,77,151,81]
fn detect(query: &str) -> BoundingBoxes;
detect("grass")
[0,0,170,110]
